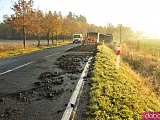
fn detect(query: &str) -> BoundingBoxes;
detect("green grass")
[86,45,160,120]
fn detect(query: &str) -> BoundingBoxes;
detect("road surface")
[0,44,95,120]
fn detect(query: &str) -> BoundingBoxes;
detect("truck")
[72,34,83,43]
[86,32,113,44]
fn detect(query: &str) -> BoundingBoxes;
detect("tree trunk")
[56,35,58,46]
[47,31,50,45]
[37,36,40,46]
[51,33,54,45]
[63,35,65,42]
[56,34,58,41]
[23,28,26,48]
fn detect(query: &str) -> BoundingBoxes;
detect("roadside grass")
[86,45,160,119]
[118,39,160,95]
[0,40,71,59]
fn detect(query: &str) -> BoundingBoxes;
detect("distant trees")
[104,23,133,43]
[134,30,144,39]
[0,23,9,39]
[1,0,135,47]
[67,11,87,23]
[115,25,133,42]
[105,23,115,34]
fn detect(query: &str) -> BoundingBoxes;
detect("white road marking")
[45,47,73,58]
[61,57,92,120]
[0,61,35,76]
[0,47,73,76]
[45,51,62,58]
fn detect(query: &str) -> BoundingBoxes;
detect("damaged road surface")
[0,44,96,120]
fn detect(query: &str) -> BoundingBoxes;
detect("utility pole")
[119,24,122,46]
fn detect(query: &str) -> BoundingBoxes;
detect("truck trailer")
[86,32,113,44]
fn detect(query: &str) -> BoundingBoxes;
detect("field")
[124,39,160,57]
[0,39,71,59]
[119,39,160,95]
[86,45,160,119]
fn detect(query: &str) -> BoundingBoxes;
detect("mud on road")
[0,44,97,120]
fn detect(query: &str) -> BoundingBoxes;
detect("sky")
[0,0,160,38]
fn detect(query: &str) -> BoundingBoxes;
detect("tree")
[61,17,71,41]
[4,0,35,48]
[51,11,62,43]
[122,26,133,40]
[113,25,134,43]
[67,11,75,20]
[67,12,87,23]
[0,22,9,39]
[87,24,98,32]
[43,11,54,45]
[134,30,144,39]
[76,15,87,23]
[76,22,87,36]
[70,20,79,35]
[105,23,115,34]
[30,9,45,46]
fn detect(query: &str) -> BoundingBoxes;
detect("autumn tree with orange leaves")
[4,0,35,48]
[2,1,134,45]
[30,9,45,46]
[52,11,62,43]
[61,17,72,41]
[43,11,54,45]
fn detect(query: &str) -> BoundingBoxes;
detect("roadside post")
[56,40,58,46]
[116,46,121,69]
[103,40,104,45]
[116,24,122,69]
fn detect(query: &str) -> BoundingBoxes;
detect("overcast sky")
[0,0,160,38]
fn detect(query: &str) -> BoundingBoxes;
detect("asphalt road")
[0,43,93,120]
[0,44,79,75]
